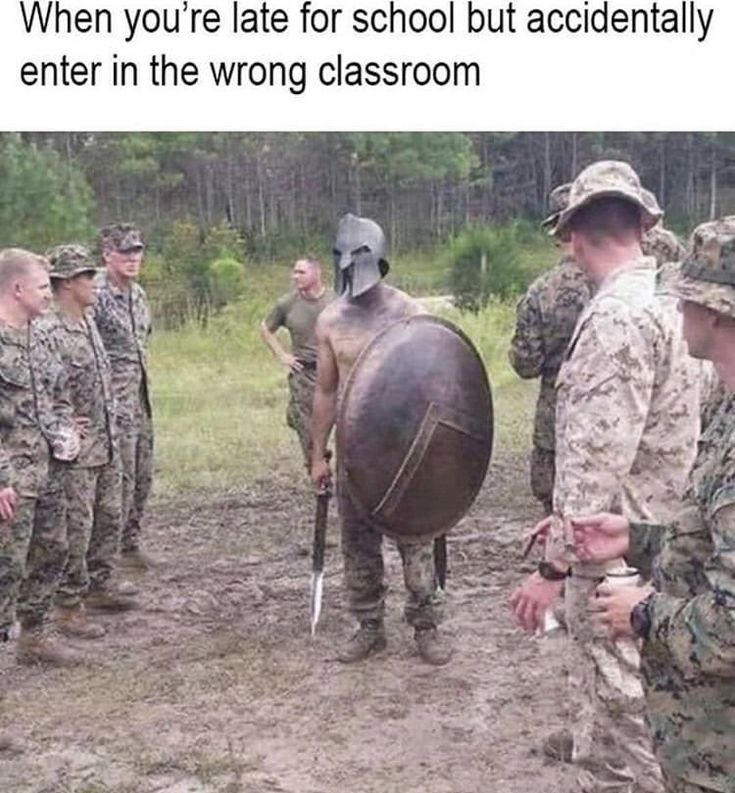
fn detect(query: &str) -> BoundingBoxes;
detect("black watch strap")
[630,591,656,640]
[538,561,568,581]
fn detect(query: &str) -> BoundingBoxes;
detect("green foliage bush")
[0,135,93,251]
[447,223,551,311]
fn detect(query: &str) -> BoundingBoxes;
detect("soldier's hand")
[0,487,18,522]
[521,515,552,559]
[281,354,303,373]
[571,513,630,563]
[509,572,563,634]
[311,458,332,491]
[589,582,653,640]
[74,416,91,439]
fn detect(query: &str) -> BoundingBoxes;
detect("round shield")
[337,315,493,540]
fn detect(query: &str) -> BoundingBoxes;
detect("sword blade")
[434,534,448,590]
[309,487,330,636]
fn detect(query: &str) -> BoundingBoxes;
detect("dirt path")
[1,454,575,793]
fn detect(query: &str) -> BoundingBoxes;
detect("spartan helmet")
[333,214,390,298]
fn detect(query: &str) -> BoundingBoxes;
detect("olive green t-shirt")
[264,290,334,364]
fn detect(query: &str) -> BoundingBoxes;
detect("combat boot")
[16,625,84,667]
[414,626,453,666]
[55,604,106,640]
[337,620,387,663]
[85,586,139,613]
[119,548,157,572]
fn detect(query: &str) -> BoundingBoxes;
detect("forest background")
[2,131,731,495]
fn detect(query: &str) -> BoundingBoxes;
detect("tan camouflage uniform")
[509,257,592,512]
[93,226,153,553]
[43,245,122,607]
[2,321,79,633]
[548,163,702,793]
[624,218,735,793]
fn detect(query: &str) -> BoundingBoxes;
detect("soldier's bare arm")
[310,313,339,487]
[259,321,302,373]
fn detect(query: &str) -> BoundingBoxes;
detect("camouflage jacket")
[93,272,152,418]
[549,257,702,572]
[626,393,735,792]
[39,307,115,468]
[0,322,77,497]
[508,257,592,450]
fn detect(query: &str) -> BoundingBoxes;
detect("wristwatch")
[630,591,656,640]
[538,561,569,581]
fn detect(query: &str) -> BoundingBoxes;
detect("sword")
[434,534,448,590]
[309,473,332,637]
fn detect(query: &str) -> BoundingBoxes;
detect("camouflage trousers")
[530,445,555,514]
[286,367,316,467]
[118,405,154,552]
[338,476,440,628]
[5,461,68,631]
[566,574,664,793]
[56,454,123,607]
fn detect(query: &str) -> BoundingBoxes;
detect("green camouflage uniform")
[509,257,592,512]
[1,318,78,634]
[623,218,735,793]
[264,289,334,465]
[548,163,704,793]
[43,243,122,607]
[93,226,152,553]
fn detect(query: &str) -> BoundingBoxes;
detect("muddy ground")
[1,452,575,793]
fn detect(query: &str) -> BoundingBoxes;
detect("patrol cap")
[668,216,735,319]
[99,223,145,253]
[541,183,571,231]
[553,161,662,240]
[45,244,97,280]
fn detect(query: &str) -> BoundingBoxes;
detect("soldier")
[572,216,735,793]
[260,257,334,466]
[310,214,451,666]
[509,183,593,513]
[94,224,154,571]
[510,162,703,793]
[43,245,136,640]
[0,248,81,667]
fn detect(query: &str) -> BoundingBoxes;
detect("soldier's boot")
[54,604,106,640]
[542,729,573,763]
[15,625,84,668]
[119,548,157,572]
[85,586,139,613]
[414,626,453,666]
[337,620,387,663]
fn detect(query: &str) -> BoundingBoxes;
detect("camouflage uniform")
[549,163,703,793]
[93,225,152,553]
[623,218,735,793]
[264,289,334,465]
[509,257,592,512]
[42,245,122,607]
[1,320,78,634]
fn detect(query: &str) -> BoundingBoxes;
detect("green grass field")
[149,258,538,497]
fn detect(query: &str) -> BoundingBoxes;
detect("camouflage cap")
[553,160,663,239]
[541,183,571,230]
[99,223,145,253]
[45,244,97,280]
[642,224,687,267]
[668,216,735,318]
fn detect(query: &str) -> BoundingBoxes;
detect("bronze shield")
[336,315,493,540]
